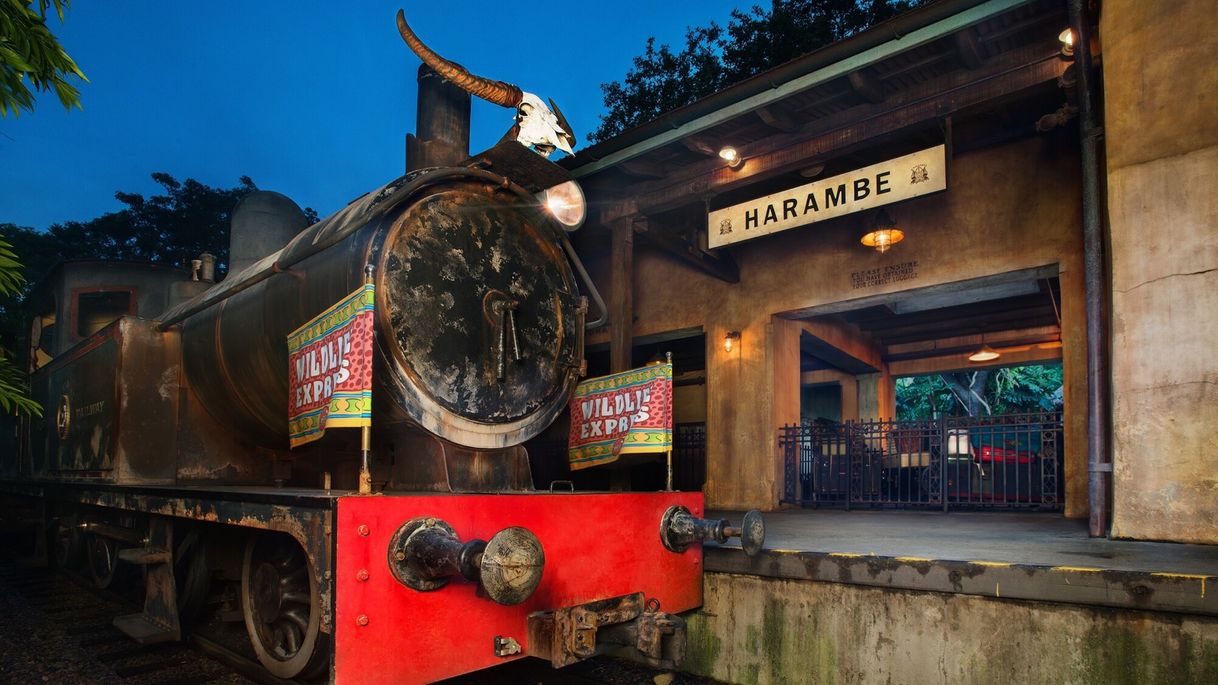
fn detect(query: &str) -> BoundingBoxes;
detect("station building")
[561,0,1218,681]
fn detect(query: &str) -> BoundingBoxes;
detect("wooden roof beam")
[756,104,802,133]
[597,47,1064,224]
[680,136,718,157]
[954,27,987,69]
[847,70,886,104]
[885,325,1061,358]
[619,158,669,179]
[634,216,740,283]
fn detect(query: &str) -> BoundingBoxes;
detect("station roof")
[563,0,1076,368]
[564,0,1072,283]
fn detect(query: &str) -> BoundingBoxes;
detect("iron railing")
[673,422,707,492]
[781,412,1062,510]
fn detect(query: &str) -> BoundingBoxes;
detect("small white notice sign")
[707,145,947,248]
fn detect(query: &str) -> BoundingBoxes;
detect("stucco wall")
[1103,0,1218,543]
[685,573,1218,685]
[586,136,1086,512]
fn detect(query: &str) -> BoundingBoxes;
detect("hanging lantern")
[968,344,1001,362]
[860,208,904,253]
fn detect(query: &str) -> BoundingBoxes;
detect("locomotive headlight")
[537,180,586,231]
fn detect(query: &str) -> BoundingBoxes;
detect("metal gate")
[781,412,1062,510]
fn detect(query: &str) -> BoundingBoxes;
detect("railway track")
[0,553,266,685]
[0,547,715,685]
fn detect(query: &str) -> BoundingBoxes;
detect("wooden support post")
[610,217,635,373]
[609,218,635,492]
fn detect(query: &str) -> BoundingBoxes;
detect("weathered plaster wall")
[587,137,1086,512]
[685,573,1218,685]
[1103,0,1218,543]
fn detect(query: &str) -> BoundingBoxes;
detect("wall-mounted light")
[718,146,743,168]
[860,208,904,253]
[1058,28,1074,58]
[968,343,1001,363]
[724,331,741,353]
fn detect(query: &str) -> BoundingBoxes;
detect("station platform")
[705,509,1217,616]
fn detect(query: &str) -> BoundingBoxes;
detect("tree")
[1,0,87,117]
[47,173,257,276]
[0,232,39,414]
[593,0,924,142]
[0,0,84,415]
[39,172,319,276]
[896,365,1064,420]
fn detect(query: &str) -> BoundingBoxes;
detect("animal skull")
[396,9,577,157]
[515,93,575,157]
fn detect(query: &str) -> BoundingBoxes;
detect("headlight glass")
[537,180,586,231]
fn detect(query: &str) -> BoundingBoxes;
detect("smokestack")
[406,64,472,172]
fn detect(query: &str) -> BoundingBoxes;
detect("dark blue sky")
[2,1,743,229]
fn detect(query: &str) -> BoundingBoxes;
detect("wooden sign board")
[707,145,947,249]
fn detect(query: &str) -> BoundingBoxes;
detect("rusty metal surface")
[175,167,582,454]
[113,516,181,644]
[27,318,180,485]
[661,505,715,552]
[530,593,645,668]
[387,517,545,606]
[24,482,338,635]
[480,526,545,606]
[530,592,688,670]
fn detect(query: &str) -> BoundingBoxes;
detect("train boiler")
[0,9,763,684]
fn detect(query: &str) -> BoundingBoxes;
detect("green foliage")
[0,231,24,294]
[0,231,39,415]
[593,0,923,142]
[46,173,260,276]
[896,364,1063,420]
[0,0,87,117]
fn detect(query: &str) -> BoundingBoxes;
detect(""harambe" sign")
[707,145,946,248]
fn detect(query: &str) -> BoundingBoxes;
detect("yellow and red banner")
[287,283,374,448]
[567,363,672,470]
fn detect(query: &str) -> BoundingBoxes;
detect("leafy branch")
[0,0,87,117]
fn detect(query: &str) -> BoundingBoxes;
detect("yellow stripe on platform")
[1151,573,1210,598]
[895,556,935,563]
[1051,566,1104,573]
[971,561,1013,568]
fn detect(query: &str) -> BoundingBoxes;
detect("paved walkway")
[704,509,1217,615]
[708,509,1218,575]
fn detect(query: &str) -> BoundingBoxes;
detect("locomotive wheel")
[86,533,120,589]
[241,532,329,680]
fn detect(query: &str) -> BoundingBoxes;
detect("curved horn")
[396,9,522,108]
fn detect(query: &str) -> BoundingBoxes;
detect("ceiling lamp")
[718,146,743,168]
[860,208,904,253]
[968,343,1001,362]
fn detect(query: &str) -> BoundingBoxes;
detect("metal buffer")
[660,506,766,557]
[387,517,545,605]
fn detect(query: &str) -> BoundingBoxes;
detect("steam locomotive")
[0,10,761,684]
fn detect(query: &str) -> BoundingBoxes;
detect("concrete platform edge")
[705,546,1216,616]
